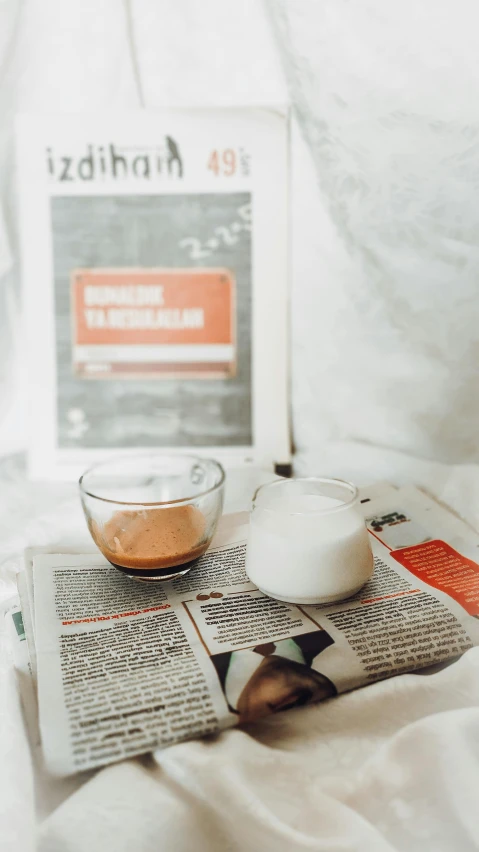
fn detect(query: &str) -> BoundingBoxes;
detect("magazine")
[16,109,290,478]
[14,484,479,777]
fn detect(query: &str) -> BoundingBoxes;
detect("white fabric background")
[271,0,479,468]
[2,0,479,467]
[2,2,479,850]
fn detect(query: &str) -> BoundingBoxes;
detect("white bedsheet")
[2,1,479,846]
[2,454,479,852]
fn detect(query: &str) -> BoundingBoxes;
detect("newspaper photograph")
[19,485,479,776]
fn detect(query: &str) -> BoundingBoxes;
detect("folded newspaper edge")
[9,482,479,777]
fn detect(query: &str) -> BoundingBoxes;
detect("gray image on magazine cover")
[51,192,252,449]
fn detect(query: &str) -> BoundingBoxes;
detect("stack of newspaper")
[6,484,479,778]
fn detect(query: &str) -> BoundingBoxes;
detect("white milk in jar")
[246,479,374,604]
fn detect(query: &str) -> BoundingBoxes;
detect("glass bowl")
[79,453,225,581]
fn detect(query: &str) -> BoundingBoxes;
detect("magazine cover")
[17,109,289,479]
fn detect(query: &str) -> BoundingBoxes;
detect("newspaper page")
[31,485,479,776]
[17,109,290,480]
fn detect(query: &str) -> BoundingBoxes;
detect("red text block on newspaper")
[391,539,479,616]
[72,268,236,379]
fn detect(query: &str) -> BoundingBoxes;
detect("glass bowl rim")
[79,452,226,507]
[252,476,359,515]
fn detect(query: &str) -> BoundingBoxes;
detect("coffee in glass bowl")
[79,453,225,581]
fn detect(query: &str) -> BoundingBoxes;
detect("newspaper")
[15,484,479,777]
[3,596,40,749]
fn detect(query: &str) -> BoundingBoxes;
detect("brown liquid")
[93,505,208,571]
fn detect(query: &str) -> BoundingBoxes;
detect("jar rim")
[252,477,359,515]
